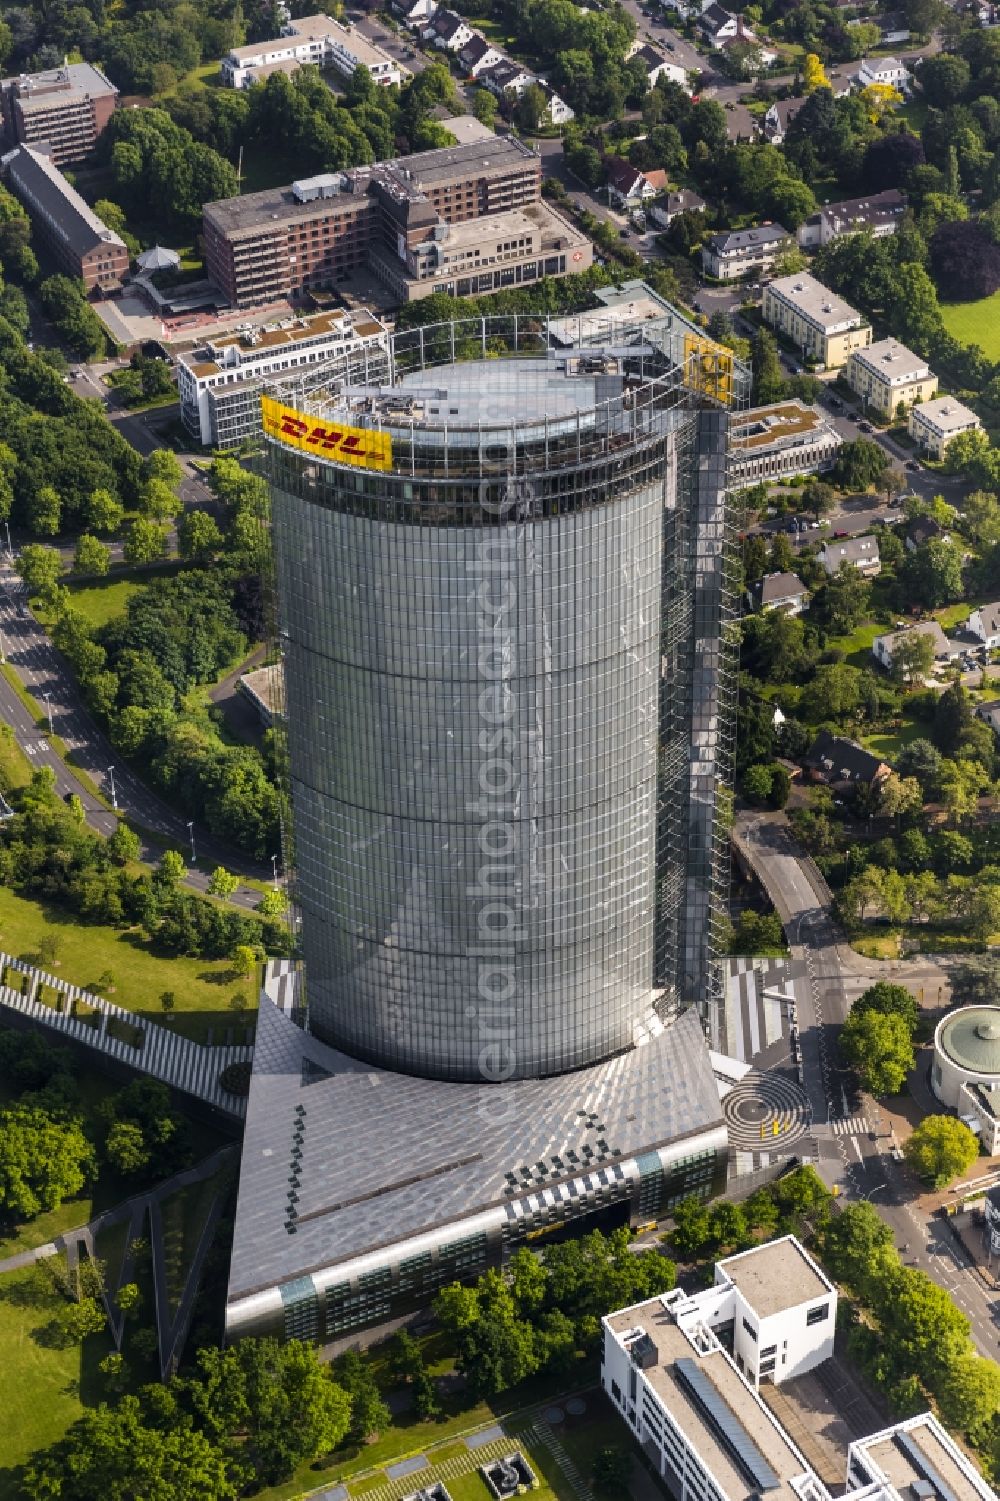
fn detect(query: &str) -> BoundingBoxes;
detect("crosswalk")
[831,1114,872,1137]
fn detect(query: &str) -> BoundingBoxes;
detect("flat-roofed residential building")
[368,199,592,302]
[701,223,790,280]
[202,136,545,308]
[797,188,906,248]
[603,1243,994,1501]
[221,13,402,88]
[762,272,870,368]
[177,305,388,448]
[729,400,843,485]
[0,61,117,166]
[908,395,981,459]
[848,1416,995,1501]
[846,337,938,417]
[1,144,128,291]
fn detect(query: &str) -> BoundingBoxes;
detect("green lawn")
[0,1259,114,1489]
[860,715,924,762]
[826,620,882,669]
[0,885,244,1042]
[940,293,1000,359]
[65,576,142,629]
[0,724,31,794]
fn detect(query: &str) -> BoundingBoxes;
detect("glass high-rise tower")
[265,311,744,1075]
[224,301,745,1347]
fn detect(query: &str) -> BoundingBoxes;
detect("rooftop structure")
[228,307,747,1343]
[762,273,870,369]
[1,144,128,292]
[0,61,117,165]
[221,13,403,89]
[717,1236,832,1320]
[177,305,387,448]
[729,400,843,485]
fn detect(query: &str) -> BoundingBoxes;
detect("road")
[734,810,1000,1356]
[0,567,268,906]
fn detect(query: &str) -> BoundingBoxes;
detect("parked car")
[833,529,848,538]
[858,419,873,433]
[905,459,921,471]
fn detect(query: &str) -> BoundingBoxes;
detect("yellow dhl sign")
[683,333,735,408]
[261,394,393,470]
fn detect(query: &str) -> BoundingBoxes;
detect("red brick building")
[1,62,117,167]
[2,145,129,292]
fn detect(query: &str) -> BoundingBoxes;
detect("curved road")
[0,566,270,910]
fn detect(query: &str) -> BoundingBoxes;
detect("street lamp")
[42,691,53,734]
[107,764,117,811]
[4,521,11,561]
[186,821,196,864]
[271,853,280,888]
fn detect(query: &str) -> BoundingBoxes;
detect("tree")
[890,630,936,684]
[87,488,125,534]
[73,534,111,577]
[18,542,62,596]
[833,439,889,491]
[257,889,285,921]
[178,510,223,561]
[900,538,964,608]
[123,517,167,566]
[158,849,186,886]
[516,83,547,134]
[802,662,862,723]
[802,480,836,520]
[115,1282,141,1316]
[839,1009,915,1094]
[59,1295,108,1343]
[334,1349,393,1441]
[472,89,498,127]
[208,865,240,902]
[818,1201,898,1299]
[743,763,774,805]
[593,1447,634,1499]
[160,990,176,1016]
[31,484,62,537]
[670,1195,713,1257]
[190,1339,352,1483]
[227,942,261,981]
[23,1393,235,1501]
[802,52,830,92]
[0,1104,95,1219]
[930,219,1000,300]
[854,980,920,1036]
[937,1354,1000,1442]
[816,563,870,635]
[412,1368,441,1420]
[878,773,922,822]
[862,130,926,190]
[904,1114,979,1187]
[750,328,786,406]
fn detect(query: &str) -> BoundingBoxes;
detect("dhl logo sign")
[261,395,393,470]
[683,334,736,408]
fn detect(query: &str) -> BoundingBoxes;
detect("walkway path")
[0,948,251,1118]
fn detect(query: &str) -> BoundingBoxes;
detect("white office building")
[603,1236,995,1501]
[177,306,387,448]
[221,14,403,89]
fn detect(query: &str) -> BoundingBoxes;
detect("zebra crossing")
[831,1114,872,1137]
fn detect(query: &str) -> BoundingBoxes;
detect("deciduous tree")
[904,1114,979,1187]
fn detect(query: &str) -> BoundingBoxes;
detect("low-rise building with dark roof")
[904,514,946,553]
[647,189,706,229]
[1,143,128,291]
[818,533,881,577]
[701,223,790,280]
[748,571,808,614]
[872,620,956,673]
[762,96,804,144]
[797,188,907,248]
[803,729,891,789]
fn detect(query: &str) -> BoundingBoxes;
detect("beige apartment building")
[846,337,938,418]
[907,395,981,458]
[762,272,871,369]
